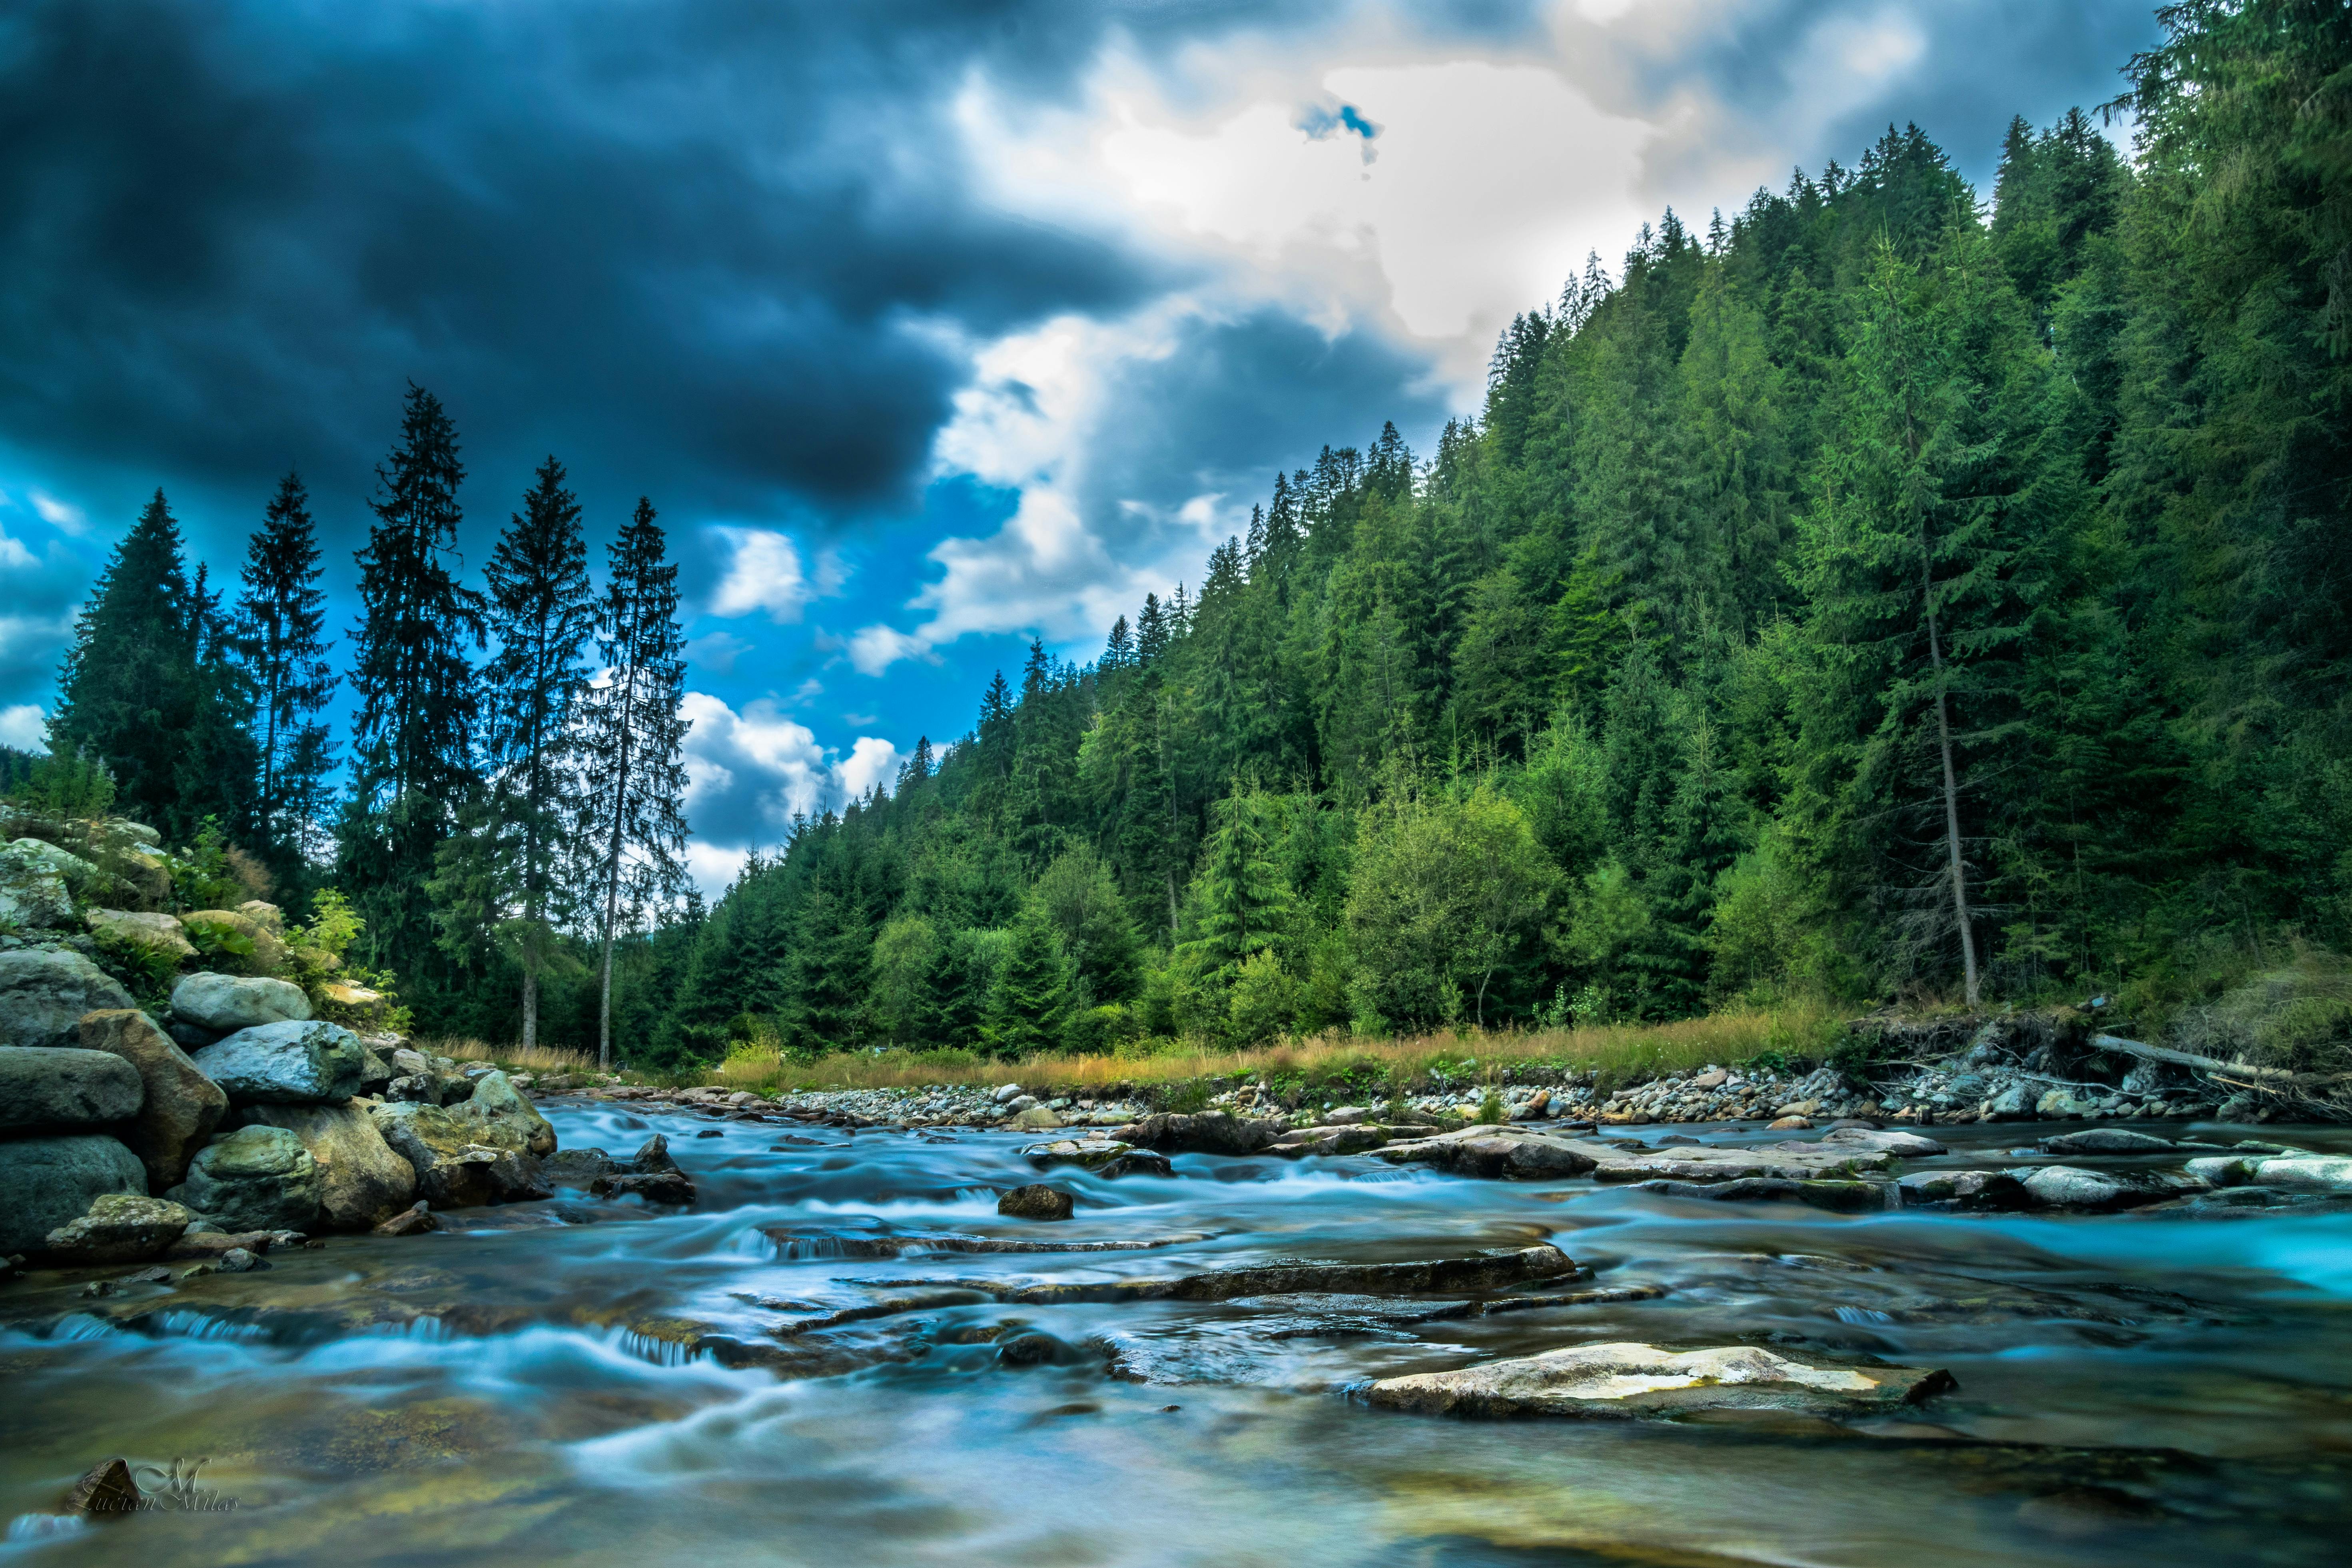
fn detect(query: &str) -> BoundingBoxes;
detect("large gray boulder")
[189,1019,365,1103]
[166,1124,323,1232]
[369,1101,547,1208]
[454,1069,558,1157]
[77,1009,229,1189]
[171,972,311,1033]
[1364,1342,1956,1419]
[0,948,135,1049]
[42,1193,194,1264]
[2022,1164,2208,1211]
[0,1045,144,1130]
[83,908,197,964]
[0,1134,148,1255]
[0,839,92,930]
[235,1101,417,1228]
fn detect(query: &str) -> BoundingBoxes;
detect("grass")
[684,1001,1845,1101]
[426,1036,603,1074]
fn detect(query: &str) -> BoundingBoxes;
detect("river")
[4,1097,2348,1566]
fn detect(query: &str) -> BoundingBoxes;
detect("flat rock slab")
[2041,1128,2177,1155]
[1593,1144,1897,1183]
[2021,1165,2210,1211]
[1375,1127,1603,1179]
[1631,1177,1896,1212]
[1363,1341,1956,1420]
[1813,1128,1949,1157]
[970,1244,1577,1307]
[41,1193,193,1264]
[1897,1169,2033,1210]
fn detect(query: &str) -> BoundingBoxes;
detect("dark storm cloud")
[0,0,1349,523]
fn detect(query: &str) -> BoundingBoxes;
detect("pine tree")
[578,497,690,1067]
[983,905,1069,1057]
[479,455,596,1048]
[341,385,486,991]
[236,471,337,867]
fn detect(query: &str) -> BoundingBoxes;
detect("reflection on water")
[2,1100,2348,1566]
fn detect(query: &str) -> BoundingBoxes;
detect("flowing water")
[4,1099,2350,1566]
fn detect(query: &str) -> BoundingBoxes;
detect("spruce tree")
[578,497,690,1067]
[341,385,486,991]
[236,471,337,866]
[983,905,1069,1057]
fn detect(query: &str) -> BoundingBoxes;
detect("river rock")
[2040,1128,2175,1155]
[40,1193,195,1263]
[374,1200,439,1236]
[0,1045,144,1130]
[543,1147,620,1187]
[1021,1137,1172,1178]
[368,1101,547,1207]
[590,1169,695,1203]
[165,1019,223,1051]
[1588,1141,1897,1184]
[171,972,311,1032]
[451,1069,558,1156]
[76,1009,229,1189]
[167,1124,324,1231]
[1897,1169,2032,1209]
[83,908,196,963]
[0,1134,149,1255]
[1115,1110,1287,1156]
[2021,1164,2208,1211]
[190,1018,365,1103]
[1008,1105,1061,1130]
[0,948,136,1049]
[1362,1342,1956,1419]
[1815,1127,1948,1157]
[2187,1153,2352,1191]
[235,1101,418,1227]
[1270,1124,1394,1157]
[235,900,285,934]
[1374,1126,1602,1179]
[1630,1176,1895,1211]
[2036,1088,2105,1119]
[1984,1082,2035,1119]
[980,1244,1578,1307]
[0,839,79,929]
[998,1183,1075,1220]
[179,910,291,976]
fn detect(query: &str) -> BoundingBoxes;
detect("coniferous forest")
[16,1,2351,1071]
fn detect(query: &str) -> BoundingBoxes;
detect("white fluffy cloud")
[0,703,46,750]
[706,526,843,623]
[677,689,902,893]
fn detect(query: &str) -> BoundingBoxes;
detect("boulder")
[374,1201,439,1236]
[166,1125,324,1232]
[0,838,91,929]
[1008,1105,1061,1130]
[0,1045,144,1130]
[1116,1110,1288,1156]
[0,948,136,1049]
[1021,1137,1173,1178]
[40,1193,194,1263]
[178,910,291,976]
[590,1170,695,1204]
[1588,1141,1897,1184]
[2021,1164,2208,1211]
[235,1101,417,1228]
[998,1183,1075,1221]
[1362,1342,1956,1420]
[83,908,196,963]
[452,1069,558,1156]
[2036,1088,2104,1119]
[1816,1127,1948,1157]
[369,1101,547,1207]
[76,1009,229,1189]
[2187,1153,2352,1191]
[189,1018,366,1103]
[1374,1126,1602,1180]
[171,972,311,1033]
[164,1019,223,1051]
[543,1147,620,1187]
[1897,1169,2033,1209]
[1269,1125,1394,1157]
[64,1458,143,1516]
[359,1049,393,1095]
[2040,1128,2175,1155]
[0,1133,149,1255]
[1767,1115,1814,1131]
[235,900,285,935]
[1630,1177,1895,1212]
[1984,1082,2035,1119]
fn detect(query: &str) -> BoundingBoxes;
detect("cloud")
[0,704,46,750]
[27,491,86,533]
[676,688,904,888]
[682,630,753,676]
[706,527,842,623]
[836,736,904,801]
[848,622,938,677]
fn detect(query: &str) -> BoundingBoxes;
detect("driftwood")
[2091,1034,2352,1091]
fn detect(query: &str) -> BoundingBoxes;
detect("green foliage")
[8,748,118,820]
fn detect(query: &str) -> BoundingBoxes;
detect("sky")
[0,0,2163,894]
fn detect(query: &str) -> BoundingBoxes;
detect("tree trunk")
[596,662,638,1071]
[1923,594,1981,1007]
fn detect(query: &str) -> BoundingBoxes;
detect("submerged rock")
[235,1100,417,1227]
[0,1134,148,1256]
[998,1183,1075,1221]
[1022,1137,1173,1178]
[2021,1165,2209,1211]
[2041,1128,2176,1155]
[1362,1341,1955,1419]
[0,949,135,1049]
[170,972,311,1033]
[1631,1176,1896,1211]
[0,1044,144,1130]
[77,1009,229,1190]
[63,1457,142,1516]
[189,1019,366,1103]
[167,1124,324,1232]
[40,1193,194,1263]
[1375,1126,1601,1179]
[1897,1169,2033,1210]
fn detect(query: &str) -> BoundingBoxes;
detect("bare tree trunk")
[596,666,638,1071]
[1922,583,1981,1008]
[521,969,538,1054]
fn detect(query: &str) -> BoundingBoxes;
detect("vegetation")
[14,2,2350,1073]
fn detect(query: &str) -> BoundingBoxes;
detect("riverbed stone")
[166,1124,323,1232]
[1897,1169,2033,1209]
[1374,1126,1602,1179]
[0,949,136,1049]
[235,1101,417,1228]
[83,908,196,963]
[1021,1137,1172,1178]
[1116,1110,1287,1156]
[2040,1128,2175,1155]
[76,1009,229,1189]
[1587,1141,1896,1184]
[0,1045,144,1130]
[1630,1176,1895,1211]
[170,972,311,1033]
[543,1147,619,1186]
[998,1183,1075,1220]
[2021,1164,2208,1211]
[40,1193,194,1263]
[375,1200,439,1236]
[189,1018,365,1103]
[452,1069,557,1156]
[1815,1127,1948,1157]
[1008,1105,1061,1129]
[1362,1342,1956,1420]
[2187,1153,2352,1191]
[0,1135,148,1255]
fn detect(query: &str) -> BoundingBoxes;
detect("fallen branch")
[2093,1034,2352,1092]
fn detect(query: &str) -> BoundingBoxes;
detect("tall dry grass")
[426,1037,602,1074]
[695,1001,1839,1097]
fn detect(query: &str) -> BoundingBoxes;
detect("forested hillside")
[14,0,2348,1071]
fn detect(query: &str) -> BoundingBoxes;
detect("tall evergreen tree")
[578,497,690,1067]
[236,471,337,866]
